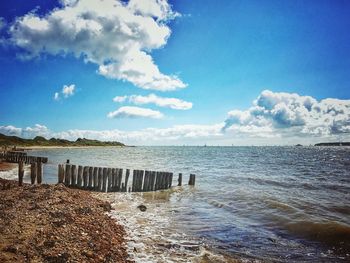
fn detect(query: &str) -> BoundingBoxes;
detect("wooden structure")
[0,151,47,185]
[59,164,195,192]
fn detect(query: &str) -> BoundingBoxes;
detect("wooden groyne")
[0,151,47,185]
[59,163,196,192]
[0,152,48,164]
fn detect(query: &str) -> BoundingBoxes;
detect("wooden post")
[150,171,156,191]
[155,172,160,190]
[189,174,196,186]
[31,162,37,184]
[93,167,98,191]
[170,172,173,188]
[18,161,24,186]
[132,170,136,192]
[107,168,112,192]
[124,169,130,192]
[139,170,144,192]
[117,169,123,191]
[88,167,93,190]
[58,164,64,184]
[77,165,83,188]
[71,165,77,187]
[37,161,43,184]
[83,166,88,189]
[178,173,182,186]
[65,164,71,186]
[97,167,103,191]
[143,171,149,192]
[110,168,118,192]
[102,168,107,192]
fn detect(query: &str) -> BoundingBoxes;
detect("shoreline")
[0,178,131,262]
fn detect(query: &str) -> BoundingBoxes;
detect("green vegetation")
[0,133,125,147]
[315,142,350,146]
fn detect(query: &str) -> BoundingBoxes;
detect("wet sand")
[0,178,131,263]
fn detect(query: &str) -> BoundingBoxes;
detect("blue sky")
[0,0,349,145]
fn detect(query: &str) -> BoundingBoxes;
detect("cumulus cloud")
[0,124,50,138]
[54,84,75,100]
[113,93,192,110]
[107,106,163,119]
[0,123,223,145]
[8,0,186,91]
[223,90,350,136]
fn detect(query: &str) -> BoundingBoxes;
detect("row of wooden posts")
[58,163,195,192]
[0,152,48,164]
[0,152,45,186]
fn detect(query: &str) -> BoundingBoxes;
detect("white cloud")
[62,84,75,97]
[8,0,186,91]
[54,84,75,100]
[54,92,60,101]
[0,124,50,138]
[113,95,128,103]
[0,125,22,136]
[223,90,350,137]
[113,93,192,110]
[107,106,164,119]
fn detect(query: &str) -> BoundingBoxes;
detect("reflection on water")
[10,146,350,262]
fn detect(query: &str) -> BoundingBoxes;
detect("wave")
[286,220,350,247]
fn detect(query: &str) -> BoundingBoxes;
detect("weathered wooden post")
[18,161,24,186]
[102,168,108,192]
[97,167,103,191]
[88,167,93,190]
[37,161,43,184]
[117,169,123,191]
[83,166,88,189]
[107,168,112,192]
[93,167,98,191]
[31,162,37,184]
[189,174,196,186]
[150,171,156,191]
[58,164,64,183]
[71,165,77,187]
[64,164,71,186]
[77,165,83,188]
[143,171,149,192]
[124,169,130,192]
[110,168,118,192]
[178,173,182,186]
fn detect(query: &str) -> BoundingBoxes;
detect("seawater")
[2,146,349,262]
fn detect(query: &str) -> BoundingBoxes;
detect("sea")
[1,146,349,262]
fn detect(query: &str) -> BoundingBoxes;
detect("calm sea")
[5,146,350,262]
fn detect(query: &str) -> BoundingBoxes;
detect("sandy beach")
[0,176,131,262]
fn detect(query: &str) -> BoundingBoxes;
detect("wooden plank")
[88,166,93,190]
[150,171,156,191]
[83,166,89,189]
[102,167,108,192]
[65,164,71,186]
[143,171,149,192]
[189,174,196,186]
[37,162,43,184]
[155,172,160,190]
[169,172,173,188]
[18,161,24,186]
[124,169,130,192]
[97,167,103,191]
[111,168,116,192]
[58,164,64,184]
[139,170,144,192]
[31,163,37,184]
[132,170,136,192]
[77,166,83,188]
[93,167,98,191]
[107,168,112,192]
[117,169,123,192]
[71,165,77,187]
[178,173,182,186]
